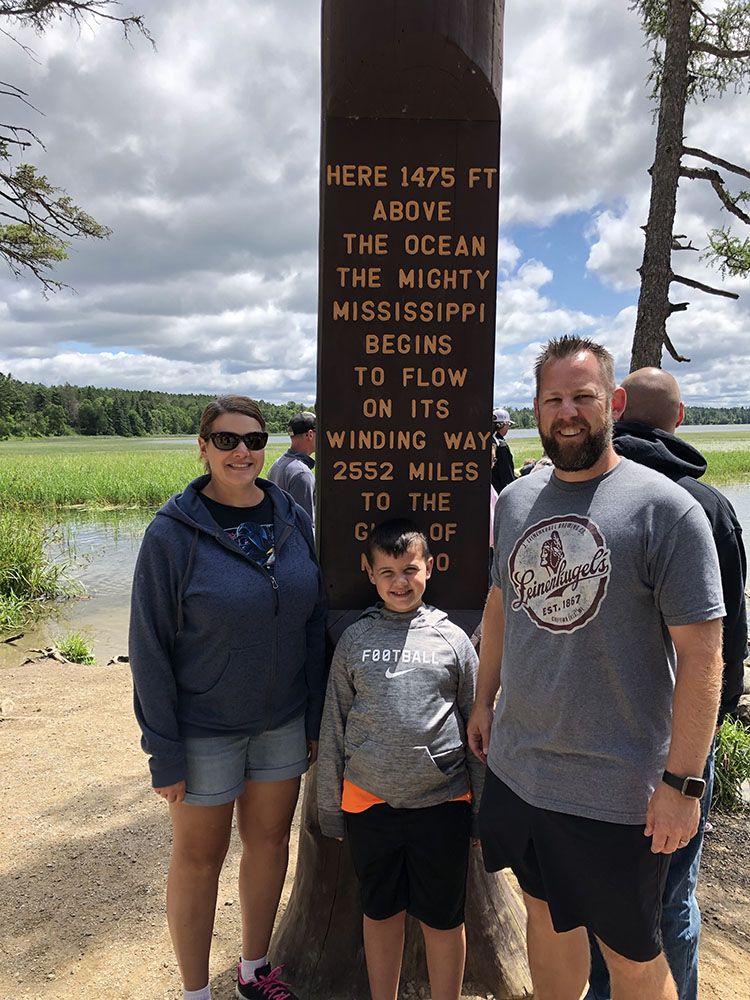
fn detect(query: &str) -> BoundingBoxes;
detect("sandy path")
[1,660,747,1000]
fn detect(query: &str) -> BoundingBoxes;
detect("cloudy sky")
[1,0,748,406]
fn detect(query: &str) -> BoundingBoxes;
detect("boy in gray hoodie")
[317,519,483,1000]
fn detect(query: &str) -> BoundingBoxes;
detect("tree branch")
[691,40,750,60]
[0,80,42,116]
[672,234,700,251]
[0,2,152,290]
[1,2,149,33]
[668,301,690,314]
[680,165,750,224]
[690,2,718,29]
[663,330,690,363]
[671,271,740,298]
[683,146,750,181]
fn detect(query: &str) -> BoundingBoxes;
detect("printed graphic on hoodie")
[361,646,439,678]
[227,521,276,570]
[508,514,611,633]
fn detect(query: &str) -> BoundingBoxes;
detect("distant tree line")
[1,374,748,439]
[505,404,750,429]
[0,373,313,438]
[681,406,750,425]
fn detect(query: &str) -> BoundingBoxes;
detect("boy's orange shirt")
[342,778,471,813]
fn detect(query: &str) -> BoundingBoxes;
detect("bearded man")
[468,336,725,1000]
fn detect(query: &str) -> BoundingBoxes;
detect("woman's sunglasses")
[206,431,269,451]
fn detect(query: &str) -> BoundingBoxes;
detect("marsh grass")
[0,438,286,509]
[0,432,747,510]
[0,510,77,630]
[56,631,96,664]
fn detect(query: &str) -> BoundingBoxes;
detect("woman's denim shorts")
[182,714,309,806]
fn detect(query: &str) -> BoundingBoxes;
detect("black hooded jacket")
[613,421,748,721]
[491,435,516,494]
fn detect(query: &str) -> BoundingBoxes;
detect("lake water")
[0,510,148,669]
[1,428,748,670]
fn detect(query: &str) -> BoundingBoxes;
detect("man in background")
[491,406,516,494]
[267,411,316,524]
[587,366,748,1000]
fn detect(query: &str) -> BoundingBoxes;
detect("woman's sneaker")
[235,963,299,1000]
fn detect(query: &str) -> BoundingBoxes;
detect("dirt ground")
[1,659,748,1000]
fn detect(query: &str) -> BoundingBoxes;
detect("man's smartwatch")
[662,769,707,800]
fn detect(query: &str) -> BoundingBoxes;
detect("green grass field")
[0,437,286,508]
[509,430,750,486]
[0,431,747,509]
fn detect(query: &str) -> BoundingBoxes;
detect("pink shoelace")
[249,966,294,999]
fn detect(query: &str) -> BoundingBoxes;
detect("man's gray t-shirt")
[489,457,724,825]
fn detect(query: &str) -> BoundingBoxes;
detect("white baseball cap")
[492,407,515,425]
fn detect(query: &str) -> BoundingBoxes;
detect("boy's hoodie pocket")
[345,738,464,809]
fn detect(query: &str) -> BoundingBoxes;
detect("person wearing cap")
[491,407,517,495]
[267,411,317,525]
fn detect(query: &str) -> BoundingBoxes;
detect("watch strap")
[662,769,706,799]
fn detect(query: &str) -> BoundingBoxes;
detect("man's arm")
[645,617,723,854]
[287,468,315,521]
[467,584,505,763]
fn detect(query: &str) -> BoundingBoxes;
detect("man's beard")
[540,415,613,472]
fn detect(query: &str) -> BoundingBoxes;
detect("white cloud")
[586,200,647,291]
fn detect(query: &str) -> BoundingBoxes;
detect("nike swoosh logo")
[384,665,419,679]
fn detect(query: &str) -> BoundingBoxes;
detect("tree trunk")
[630,0,693,371]
[273,774,533,999]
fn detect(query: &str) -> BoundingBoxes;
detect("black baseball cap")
[288,411,316,434]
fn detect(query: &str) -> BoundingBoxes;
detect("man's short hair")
[288,411,316,435]
[534,335,616,397]
[366,519,431,563]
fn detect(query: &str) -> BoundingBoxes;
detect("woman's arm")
[294,508,329,742]
[129,520,187,788]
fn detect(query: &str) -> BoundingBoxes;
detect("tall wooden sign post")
[274,3,532,997]
[317,2,504,634]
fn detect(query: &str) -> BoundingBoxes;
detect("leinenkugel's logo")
[508,515,611,633]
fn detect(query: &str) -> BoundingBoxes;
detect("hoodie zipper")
[268,571,279,614]
[215,530,280,614]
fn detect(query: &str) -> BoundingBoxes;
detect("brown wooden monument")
[274,3,532,997]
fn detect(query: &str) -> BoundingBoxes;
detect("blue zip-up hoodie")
[129,474,327,788]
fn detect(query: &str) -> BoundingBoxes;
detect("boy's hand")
[467,703,494,763]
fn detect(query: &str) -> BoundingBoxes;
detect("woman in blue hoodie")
[129,395,326,1000]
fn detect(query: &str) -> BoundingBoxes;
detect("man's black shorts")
[345,800,471,929]
[479,768,670,962]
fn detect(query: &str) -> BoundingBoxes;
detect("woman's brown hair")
[198,395,266,439]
